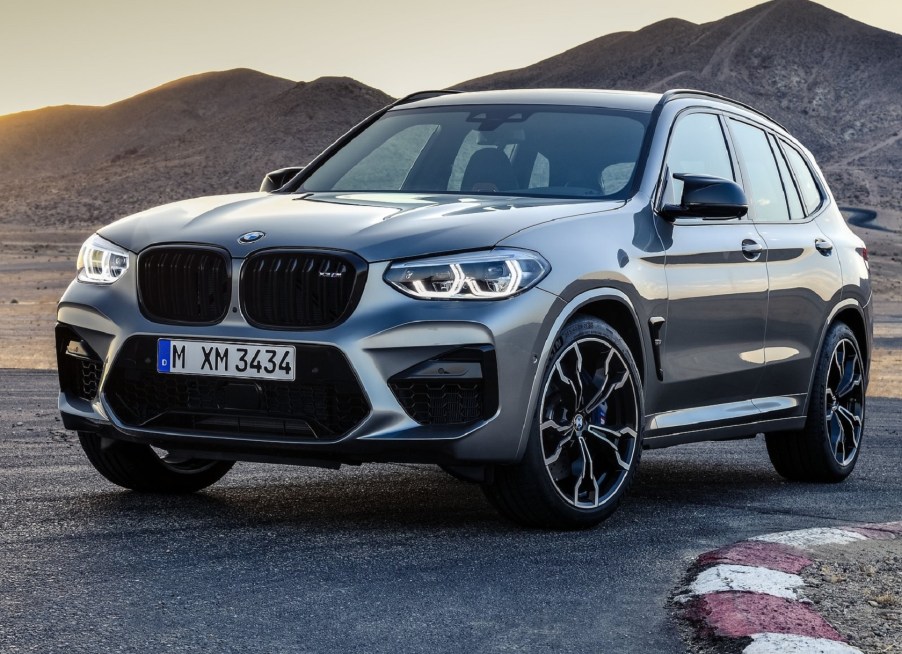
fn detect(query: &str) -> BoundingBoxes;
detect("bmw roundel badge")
[238,231,266,244]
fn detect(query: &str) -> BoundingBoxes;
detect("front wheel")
[765,322,866,482]
[79,432,234,493]
[483,316,643,529]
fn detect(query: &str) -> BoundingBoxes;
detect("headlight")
[384,249,550,300]
[76,234,130,284]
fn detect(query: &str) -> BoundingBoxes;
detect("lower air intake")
[105,336,369,441]
[389,380,485,425]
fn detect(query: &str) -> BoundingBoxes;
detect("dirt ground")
[804,538,902,653]
[1,210,900,398]
[0,228,94,369]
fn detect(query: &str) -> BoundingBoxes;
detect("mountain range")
[0,0,899,230]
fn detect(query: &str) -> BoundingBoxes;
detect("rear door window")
[769,134,804,220]
[728,119,790,222]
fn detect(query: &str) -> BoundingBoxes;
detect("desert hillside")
[1,0,900,229]
[0,72,391,229]
[463,0,902,211]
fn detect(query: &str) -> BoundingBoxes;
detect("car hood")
[99,192,624,261]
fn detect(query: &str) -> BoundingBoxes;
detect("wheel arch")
[768,299,868,482]
[572,300,646,387]
[805,300,871,407]
[514,288,649,461]
[831,306,869,378]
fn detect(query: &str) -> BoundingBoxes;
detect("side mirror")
[260,166,305,192]
[659,173,748,220]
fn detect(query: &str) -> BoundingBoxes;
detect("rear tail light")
[856,247,869,268]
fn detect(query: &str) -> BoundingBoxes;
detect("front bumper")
[57,260,563,465]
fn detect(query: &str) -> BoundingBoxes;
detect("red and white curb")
[675,522,902,654]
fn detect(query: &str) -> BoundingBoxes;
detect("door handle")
[815,238,834,255]
[741,239,765,260]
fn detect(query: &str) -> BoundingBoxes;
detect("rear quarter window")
[782,143,824,215]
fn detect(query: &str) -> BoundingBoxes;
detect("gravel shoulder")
[804,539,902,653]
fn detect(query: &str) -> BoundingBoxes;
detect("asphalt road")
[2,370,900,654]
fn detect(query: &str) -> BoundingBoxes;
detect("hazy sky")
[1,0,899,116]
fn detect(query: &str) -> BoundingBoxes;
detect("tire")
[482,315,644,529]
[438,465,480,483]
[765,322,865,482]
[78,432,234,493]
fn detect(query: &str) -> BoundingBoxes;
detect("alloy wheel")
[824,337,864,466]
[539,337,639,509]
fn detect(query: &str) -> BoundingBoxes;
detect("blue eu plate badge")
[157,339,172,372]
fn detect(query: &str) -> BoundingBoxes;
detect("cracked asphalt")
[1,370,900,653]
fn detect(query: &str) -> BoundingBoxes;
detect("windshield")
[300,104,650,200]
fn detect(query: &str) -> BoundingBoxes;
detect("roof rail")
[392,89,463,106]
[659,89,787,131]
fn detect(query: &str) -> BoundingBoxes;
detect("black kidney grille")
[242,251,364,328]
[138,248,230,324]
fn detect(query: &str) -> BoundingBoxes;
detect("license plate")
[157,339,295,381]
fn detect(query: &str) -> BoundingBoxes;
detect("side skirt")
[642,394,807,449]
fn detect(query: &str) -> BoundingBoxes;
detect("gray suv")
[56,88,871,528]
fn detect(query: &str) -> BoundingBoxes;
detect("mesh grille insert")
[76,359,103,401]
[56,324,104,403]
[389,380,485,426]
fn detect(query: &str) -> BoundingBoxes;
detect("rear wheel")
[483,316,643,529]
[765,322,865,482]
[79,432,234,493]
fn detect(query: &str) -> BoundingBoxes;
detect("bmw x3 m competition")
[57,88,871,528]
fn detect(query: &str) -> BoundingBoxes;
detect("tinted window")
[664,112,734,203]
[303,105,649,199]
[769,134,804,220]
[448,132,517,191]
[601,162,635,195]
[729,119,790,222]
[334,124,438,190]
[528,152,550,188]
[782,143,823,215]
